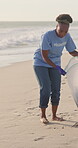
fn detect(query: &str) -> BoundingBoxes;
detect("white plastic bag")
[65,57,78,107]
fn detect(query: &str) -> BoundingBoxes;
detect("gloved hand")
[56,65,66,76]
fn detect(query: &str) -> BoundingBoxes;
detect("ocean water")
[0,21,78,67]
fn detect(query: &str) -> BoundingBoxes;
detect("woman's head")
[55,14,73,38]
[56,23,69,38]
[56,14,73,24]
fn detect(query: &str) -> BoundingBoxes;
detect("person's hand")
[56,65,66,76]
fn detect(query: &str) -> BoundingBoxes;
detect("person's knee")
[40,88,51,98]
[40,82,51,94]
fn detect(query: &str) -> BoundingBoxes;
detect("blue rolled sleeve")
[65,34,76,52]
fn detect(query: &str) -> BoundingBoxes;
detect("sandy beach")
[0,53,78,148]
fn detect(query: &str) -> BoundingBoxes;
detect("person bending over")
[33,14,78,123]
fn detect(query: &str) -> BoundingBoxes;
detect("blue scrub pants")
[33,66,61,108]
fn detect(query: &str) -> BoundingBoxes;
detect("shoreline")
[0,51,71,69]
[0,59,33,69]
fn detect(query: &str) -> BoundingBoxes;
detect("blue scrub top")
[33,29,76,67]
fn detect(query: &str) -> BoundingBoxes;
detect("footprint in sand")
[26,107,37,111]
[62,82,66,85]
[34,136,45,141]
[72,122,78,128]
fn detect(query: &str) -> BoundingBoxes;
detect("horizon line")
[0,20,78,22]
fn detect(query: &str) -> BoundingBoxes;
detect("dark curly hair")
[56,14,73,24]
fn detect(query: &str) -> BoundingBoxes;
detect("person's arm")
[41,50,66,76]
[41,50,56,68]
[69,50,78,57]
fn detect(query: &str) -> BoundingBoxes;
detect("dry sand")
[0,53,78,148]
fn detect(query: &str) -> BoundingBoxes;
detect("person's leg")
[40,108,46,118]
[33,66,51,122]
[49,68,63,121]
[52,105,63,120]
